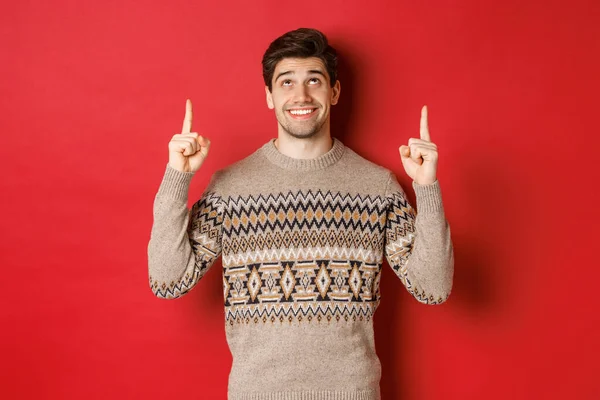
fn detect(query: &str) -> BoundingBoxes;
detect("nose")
[293,84,312,104]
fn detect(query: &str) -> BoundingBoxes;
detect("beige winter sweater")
[147,137,454,400]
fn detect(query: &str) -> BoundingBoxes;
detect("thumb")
[399,145,410,158]
[197,137,210,156]
[197,136,210,147]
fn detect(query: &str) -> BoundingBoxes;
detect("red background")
[2,0,599,399]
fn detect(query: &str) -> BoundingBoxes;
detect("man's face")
[265,57,341,139]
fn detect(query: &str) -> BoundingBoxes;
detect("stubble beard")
[276,108,327,139]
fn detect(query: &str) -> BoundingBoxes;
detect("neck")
[262,135,345,171]
[274,124,333,159]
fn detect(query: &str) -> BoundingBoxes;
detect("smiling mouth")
[287,108,317,118]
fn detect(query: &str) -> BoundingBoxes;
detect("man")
[148,27,453,400]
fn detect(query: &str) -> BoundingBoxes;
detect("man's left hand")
[399,105,438,185]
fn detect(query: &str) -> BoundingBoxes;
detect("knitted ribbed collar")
[260,137,346,171]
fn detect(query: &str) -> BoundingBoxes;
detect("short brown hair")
[262,28,338,92]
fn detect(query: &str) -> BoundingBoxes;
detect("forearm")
[147,164,198,299]
[403,180,454,304]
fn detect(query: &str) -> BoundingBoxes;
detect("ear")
[331,80,341,105]
[265,86,274,109]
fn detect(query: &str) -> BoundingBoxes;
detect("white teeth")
[289,109,314,115]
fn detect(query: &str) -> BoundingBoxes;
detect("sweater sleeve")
[383,171,454,304]
[147,163,224,299]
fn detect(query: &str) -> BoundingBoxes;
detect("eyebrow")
[274,69,327,82]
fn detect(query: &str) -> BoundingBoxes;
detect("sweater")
[147,137,454,400]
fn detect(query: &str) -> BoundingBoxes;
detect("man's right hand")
[168,99,211,173]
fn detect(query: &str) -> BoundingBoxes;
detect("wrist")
[414,178,437,186]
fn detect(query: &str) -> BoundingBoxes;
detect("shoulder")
[205,146,263,194]
[342,145,391,173]
[340,144,394,187]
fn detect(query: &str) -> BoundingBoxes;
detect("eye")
[282,79,292,86]
[309,77,321,84]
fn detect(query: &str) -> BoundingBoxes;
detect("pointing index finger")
[182,99,193,134]
[420,105,431,142]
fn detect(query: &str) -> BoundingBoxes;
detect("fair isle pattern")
[385,190,448,304]
[147,185,447,307]
[222,189,387,264]
[217,188,415,325]
[147,141,453,399]
[223,259,381,326]
[148,191,223,299]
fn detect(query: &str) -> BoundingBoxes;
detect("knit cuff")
[156,163,195,202]
[412,179,444,214]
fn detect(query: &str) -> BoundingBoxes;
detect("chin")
[285,130,319,139]
[283,123,327,140]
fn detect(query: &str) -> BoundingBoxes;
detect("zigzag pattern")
[384,194,447,305]
[386,192,416,228]
[149,192,223,299]
[149,258,213,299]
[396,264,448,305]
[225,300,378,325]
[223,246,383,266]
[190,191,224,251]
[224,190,388,235]
[150,185,439,312]
[222,229,384,257]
